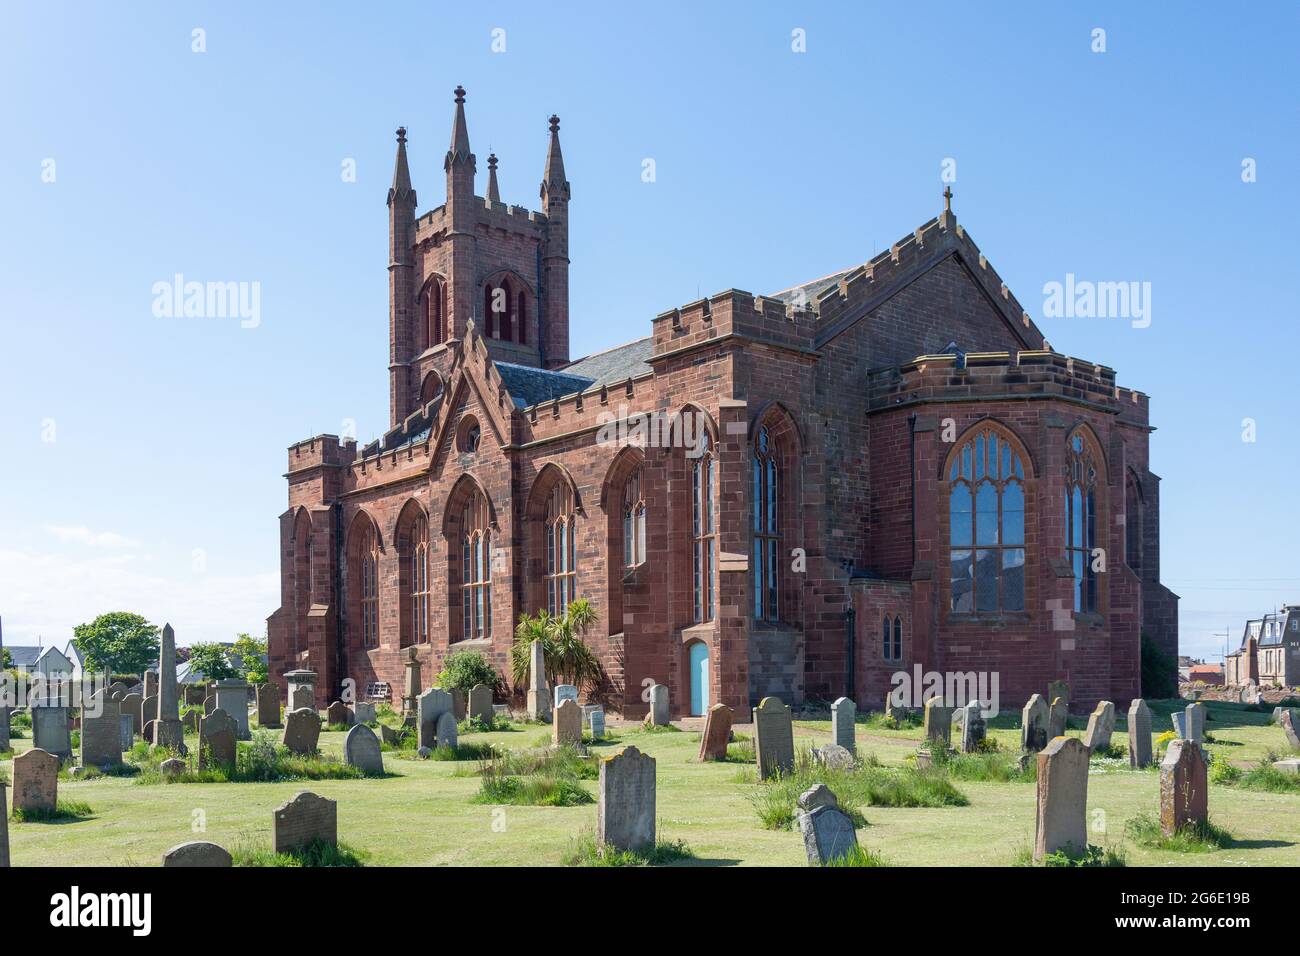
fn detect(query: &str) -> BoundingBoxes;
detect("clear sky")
[1,2,1295,659]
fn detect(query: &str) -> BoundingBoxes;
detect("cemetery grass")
[6,703,1300,866]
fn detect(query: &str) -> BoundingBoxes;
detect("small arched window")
[359,523,380,648]
[409,515,429,645]
[460,493,491,640]
[622,466,646,568]
[693,431,717,624]
[948,428,1025,613]
[882,615,903,661]
[1065,430,1099,613]
[484,277,517,342]
[752,427,780,622]
[544,482,577,613]
[422,278,445,349]
[1124,471,1142,571]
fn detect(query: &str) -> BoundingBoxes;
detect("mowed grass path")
[5,698,1299,866]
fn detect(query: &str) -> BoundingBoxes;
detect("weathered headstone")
[163,841,232,867]
[214,680,252,739]
[141,694,159,727]
[753,696,794,779]
[352,701,375,725]
[326,700,351,727]
[1128,698,1153,768]
[12,747,59,814]
[959,700,986,753]
[160,757,186,778]
[121,693,143,736]
[343,724,383,774]
[417,688,453,750]
[32,706,72,760]
[273,791,337,854]
[435,710,458,749]
[553,698,583,746]
[1047,680,1070,714]
[1171,710,1188,738]
[198,708,238,769]
[1047,696,1068,740]
[144,670,158,701]
[923,696,952,749]
[450,688,467,721]
[598,745,655,854]
[289,686,313,712]
[1034,736,1089,860]
[831,697,856,754]
[698,702,732,761]
[379,723,402,746]
[1185,702,1206,745]
[281,707,322,755]
[588,708,606,740]
[796,784,858,865]
[153,623,185,752]
[812,743,856,770]
[256,683,282,728]
[648,684,670,726]
[526,639,550,721]
[1160,738,1208,837]
[1021,694,1049,752]
[401,650,421,718]
[468,683,495,724]
[1082,700,1116,752]
[553,684,579,709]
[81,691,123,769]
[285,669,317,713]
[142,719,157,743]
[1281,709,1300,751]
[119,713,134,752]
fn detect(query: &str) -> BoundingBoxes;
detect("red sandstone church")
[267,88,1178,718]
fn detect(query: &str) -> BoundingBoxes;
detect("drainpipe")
[333,500,345,702]
[908,412,917,566]
[844,605,856,702]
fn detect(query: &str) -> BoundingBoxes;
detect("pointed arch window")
[752,426,780,622]
[409,515,429,645]
[422,278,445,349]
[1066,431,1099,613]
[359,523,380,648]
[544,482,577,613]
[1124,472,1142,571]
[484,277,517,342]
[622,466,646,568]
[882,615,903,661]
[460,493,491,640]
[948,428,1025,613]
[693,432,717,624]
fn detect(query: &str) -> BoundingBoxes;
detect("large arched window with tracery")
[1066,430,1099,613]
[622,466,646,568]
[752,426,780,621]
[460,493,492,640]
[948,428,1025,613]
[409,515,429,645]
[693,432,717,624]
[359,522,380,648]
[544,483,577,614]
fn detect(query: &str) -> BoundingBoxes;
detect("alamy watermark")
[595,405,709,458]
[1042,274,1151,329]
[152,274,261,329]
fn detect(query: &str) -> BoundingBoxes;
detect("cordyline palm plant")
[511,599,602,695]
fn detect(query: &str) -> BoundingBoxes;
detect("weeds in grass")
[927,746,1034,783]
[423,742,497,761]
[1013,843,1127,867]
[470,744,597,806]
[822,844,890,867]
[458,715,513,734]
[862,712,922,731]
[131,732,367,784]
[724,739,756,763]
[11,798,94,823]
[1219,755,1300,793]
[562,831,696,866]
[1124,813,1232,852]
[638,723,681,734]
[232,837,366,867]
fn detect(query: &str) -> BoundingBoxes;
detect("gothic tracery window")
[752,427,780,622]
[544,482,577,614]
[409,514,429,645]
[460,492,491,640]
[948,428,1026,613]
[1066,430,1099,613]
[622,466,646,568]
[693,432,717,624]
[359,522,380,648]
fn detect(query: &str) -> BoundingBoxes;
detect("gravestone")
[796,784,858,865]
[120,693,143,736]
[273,791,337,854]
[1082,701,1116,751]
[32,706,71,760]
[352,701,376,725]
[1281,709,1300,751]
[1186,702,1206,745]
[183,710,200,733]
[141,695,159,727]
[198,708,238,769]
[597,745,655,854]
[0,707,9,752]
[553,698,583,747]
[831,697,856,754]
[160,757,186,778]
[1128,698,1153,768]
[959,700,986,753]
[119,713,134,752]
[0,781,8,867]
[1021,694,1049,752]
[144,670,158,700]
[417,688,453,750]
[435,710,458,749]
[553,684,578,709]
[468,683,495,724]
[753,696,794,779]
[648,684,670,726]
[923,697,952,749]
[163,841,232,867]
[185,684,207,706]
[1160,738,1208,837]
[812,744,856,770]
[256,683,282,728]
[326,700,351,727]
[142,720,157,743]
[379,723,402,746]
[281,707,322,755]
[588,708,606,740]
[214,680,252,739]
[289,687,314,712]
[81,691,122,769]
[12,748,59,814]
[343,724,383,774]
[402,650,421,718]
[1034,736,1089,861]
[1047,680,1070,714]
[153,623,186,752]
[527,639,550,721]
[451,688,467,721]
[285,669,317,713]
[108,682,129,701]
[1047,696,1068,740]
[1171,710,1188,738]
[698,703,733,761]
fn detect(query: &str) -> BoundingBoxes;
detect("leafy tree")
[510,599,602,693]
[187,642,240,682]
[437,650,503,693]
[232,633,269,683]
[0,647,11,669]
[72,612,159,676]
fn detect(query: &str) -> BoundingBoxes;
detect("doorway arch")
[688,641,710,716]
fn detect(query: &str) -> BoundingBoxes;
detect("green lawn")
[5,697,1298,866]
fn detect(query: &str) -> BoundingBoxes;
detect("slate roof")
[558,337,654,386]
[494,361,597,409]
[6,645,41,668]
[768,268,854,306]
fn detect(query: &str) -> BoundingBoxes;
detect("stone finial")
[454,84,466,104]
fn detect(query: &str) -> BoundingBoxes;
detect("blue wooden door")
[689,642,710,716]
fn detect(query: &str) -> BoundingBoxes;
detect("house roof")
[558,337,655,386]
[493,361,596,409]
[6,645,41,668]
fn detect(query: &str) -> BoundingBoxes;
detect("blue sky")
[1,1,1295,660]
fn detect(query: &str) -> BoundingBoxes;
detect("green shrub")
[1141,633,1178,699]
[437,650,503,694]
[11,798,94,823]
[470,744,597,806]
[458,714,511,734]
[130,731,370,784]
[562,832,695,866]
[1014,843,1127,867]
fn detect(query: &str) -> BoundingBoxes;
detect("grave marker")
[831,697,856,754]
[435,710,458,749]
[417,688,453,750]
[959,700,986,753]
[273,791,337,854]
[256,683,282,728]
[923,697,952,749]
[1082,701,1116,752]
[343,724,383,774]
[1047,696,1068,740]
[1160,739,1208,837]
[796,784,858,865]
[281,707,322,755]
[597,746,655,854]
[198,708,238,769]
[1021,694,1049,752]
[527,639,550,721]
[163,841,232,867]
[1034,736,1089,861]
[698,703,732,761]
[468,683,495,724]
[81,691,122,769]
[553,698,583,747]
[12,748,59,814]
[648,684,670,726]
[753,696,794,779]
[32,706,72,760]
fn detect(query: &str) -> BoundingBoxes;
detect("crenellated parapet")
[287,434,357,474]
[652,287,817,359]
